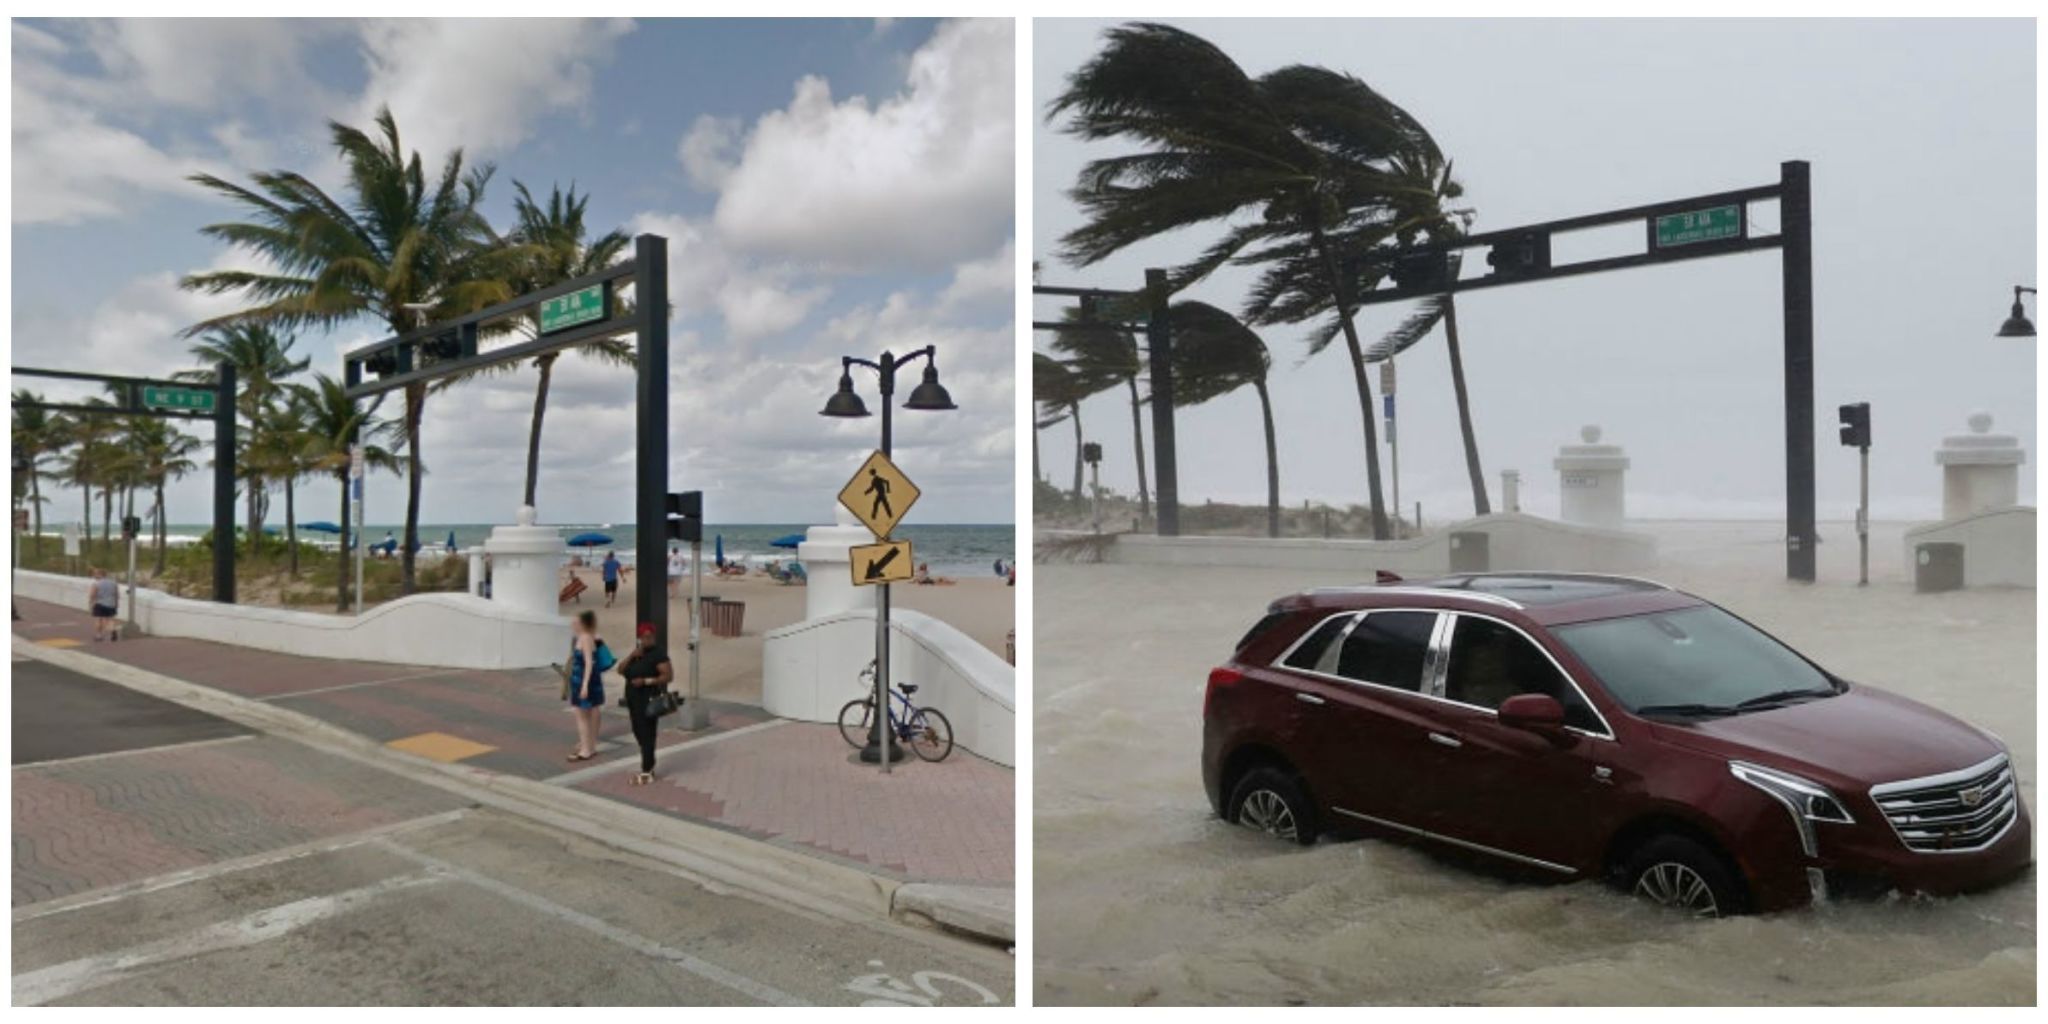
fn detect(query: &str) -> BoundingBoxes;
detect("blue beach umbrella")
[715,534,724,567]
[301,521,342,534]
[446,530,458,550]
[567,532,613,547]
[769,533,804,549]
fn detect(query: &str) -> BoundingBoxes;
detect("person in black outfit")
[620,622,674,785]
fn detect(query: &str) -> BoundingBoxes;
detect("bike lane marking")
[543,718,789,786]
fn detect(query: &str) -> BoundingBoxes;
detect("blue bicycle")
[837,660,954,762]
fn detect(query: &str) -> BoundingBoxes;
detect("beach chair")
[559,575,588,604]
[788,563,807,585]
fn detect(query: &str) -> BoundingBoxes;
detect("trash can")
[1914,542,1964,593]
[1449,531,1490,573]
[706,599,746,637]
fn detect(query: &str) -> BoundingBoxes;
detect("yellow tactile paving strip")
[385,731,497,763]
[35,638,83,649]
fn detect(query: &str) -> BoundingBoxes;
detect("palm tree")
[11,392,67,555]
[248,393,319,576]
[126,418,202,575]
[1033,353,1092,502]
[1365,287,1490,516]
[1165,301,1281,538]
[56,403,115,552]
[300,374,401,610]
[176,324,310,552]
[435,181,630,510]
[1047,304,1151,525]
[1051,23,1448,539]
[181,106,516,595]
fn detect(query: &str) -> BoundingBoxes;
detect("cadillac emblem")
[1958,786,1986,808]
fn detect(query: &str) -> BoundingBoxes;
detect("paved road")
[11,651,1013,1005]
[11,655,253,766]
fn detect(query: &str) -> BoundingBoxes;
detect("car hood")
[1649,684,2003,790]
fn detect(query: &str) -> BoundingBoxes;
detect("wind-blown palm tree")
[1165,301,1282,538]
[1047,305,1151,525]
[1051,23,1449,539]
[181,106,516,595]
[126,418,202,575]
[300,374,401,610]
[435,181,630,510]
[1365,284,1490,516]
[1033,353,1091,501]
[176,324,311,551]
[12,392,67,555]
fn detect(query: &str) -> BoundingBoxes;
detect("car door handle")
[1427,732,1463,749]
[1294,692,1327,706]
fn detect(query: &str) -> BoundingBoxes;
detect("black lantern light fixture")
[1995,285,2036,339]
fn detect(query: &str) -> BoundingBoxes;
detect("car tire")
[1621,834,1746,917]
[1226,766,1318,846]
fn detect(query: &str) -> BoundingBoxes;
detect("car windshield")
[1552,605,1836,716]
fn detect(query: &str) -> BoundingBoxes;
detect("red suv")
[1201,573,2032,915]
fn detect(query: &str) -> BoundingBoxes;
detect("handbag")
[645,688,684,720]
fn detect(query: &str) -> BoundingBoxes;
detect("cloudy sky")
[13,17,1015,527]
[1034,18,2036,523]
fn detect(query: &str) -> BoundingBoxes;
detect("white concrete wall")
[1902,507,2036,588]
[1075,512,1656,575]
[14,569,569,669]
[762,608,1014,767]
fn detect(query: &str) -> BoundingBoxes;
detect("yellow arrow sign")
[837,449,921,539]
[850,539,914,586]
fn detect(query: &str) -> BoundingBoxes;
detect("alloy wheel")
[1634,861,1720,917]
[1238,789,1298,841]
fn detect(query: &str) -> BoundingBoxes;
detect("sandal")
[566,751,595,763]
[632,772,655,786]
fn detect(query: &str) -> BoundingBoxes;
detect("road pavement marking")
[12,732,257,771]
[36,637,82,648]
[13,872,445,1005]
[386,731,497,763]
[378,840,809,1007]
[13,809,472,924]
[545,718,789,785]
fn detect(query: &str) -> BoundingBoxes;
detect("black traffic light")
[1081,442,1102,465]
[1486,232,1551,279]
[665,490,703,543]
[121,515,142,540]
[1390,251,1452,292]
[1838,402,1870,449]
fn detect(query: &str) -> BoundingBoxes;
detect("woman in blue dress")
[566,610,610,761]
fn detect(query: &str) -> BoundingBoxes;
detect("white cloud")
[705,18,1014,272]
[627,212,830,341]
[354,18,634,161]
[677,114,742,191]
[9,86,207,224]
[76,19,333,111]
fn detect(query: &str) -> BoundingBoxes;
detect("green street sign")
[539,284,608,334]
[141,386,216,414]
[1654,204,1743,248]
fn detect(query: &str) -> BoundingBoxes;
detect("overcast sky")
[13,17,1014,527]
[1033,18,2036,523]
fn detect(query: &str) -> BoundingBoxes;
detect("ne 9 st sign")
[1653,204,1743,249]
[539,284,609,335]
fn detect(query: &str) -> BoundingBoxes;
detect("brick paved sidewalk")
[14,598,1014,892]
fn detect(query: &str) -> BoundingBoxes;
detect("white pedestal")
[1937,412,2025,521]
[1500,470,1521,513]
[482,506,565,618]
[798,505,879,620]
[466,547,486,596]
[1553,425,1630,531]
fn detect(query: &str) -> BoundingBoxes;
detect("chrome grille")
[1871,754,2020,853]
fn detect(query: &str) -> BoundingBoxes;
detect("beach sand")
[560,564,1014,706]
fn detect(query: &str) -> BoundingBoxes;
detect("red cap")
[637,623,657,637]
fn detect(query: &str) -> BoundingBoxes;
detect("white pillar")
[1500,470,1521,514]
[467,547,486,596]
[482,505,565,618]
[1937,412,2025,520]
[797,504,879,620]
[1554,425,1630,530]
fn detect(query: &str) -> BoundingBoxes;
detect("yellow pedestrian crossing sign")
[850,539,914,586]
[838,449,920,539]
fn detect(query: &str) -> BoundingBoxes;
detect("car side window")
[1280,613,1354,672]
[1444,616,1601,732]
[1333,611,1436,692]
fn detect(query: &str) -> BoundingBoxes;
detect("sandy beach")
[560,562,1014,706]
[1033,518,2035,1005]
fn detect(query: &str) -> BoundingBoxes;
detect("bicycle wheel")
[837,698,875,749]
[906,707,953,762]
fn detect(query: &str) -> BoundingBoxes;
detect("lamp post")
[1994,285,2036,339]
[820,346,955,773]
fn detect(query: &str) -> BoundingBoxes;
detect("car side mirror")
[1499,693,1566,733]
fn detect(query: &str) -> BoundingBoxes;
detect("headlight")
[1730,761,1855,857]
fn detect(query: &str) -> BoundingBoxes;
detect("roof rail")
[1444,571,1670,591]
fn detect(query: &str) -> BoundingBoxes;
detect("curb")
[11,637,948,935]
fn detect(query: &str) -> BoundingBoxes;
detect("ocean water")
[162,522,1015,577]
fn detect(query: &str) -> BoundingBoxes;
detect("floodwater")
[1033,521,2035,1005]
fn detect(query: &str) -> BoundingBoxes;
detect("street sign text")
[539,284,608,335]
[1653,204,1743,248]
[141,386,217,414]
